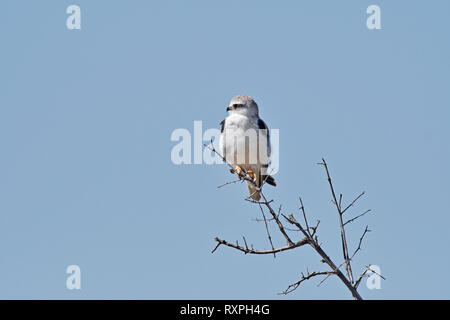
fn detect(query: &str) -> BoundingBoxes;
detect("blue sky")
[1,0,449,299]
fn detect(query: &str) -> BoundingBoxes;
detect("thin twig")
[320,158,354,284]
[350,225,371,260]
[354,265,385,289]
[344,209,371,227]
[299,197,311,237]
[258,203,276,258]
[341,191,366,215]
[217,179,243,189]
[280,271,336,295]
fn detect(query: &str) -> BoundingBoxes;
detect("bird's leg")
[229,165,243,178]
[247,169,258,182]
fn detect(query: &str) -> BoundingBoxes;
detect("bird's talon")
[247,169,257,182]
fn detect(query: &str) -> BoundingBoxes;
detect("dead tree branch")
[212,237,309,255]
[319,158,354,284]
[280,271,335,295]
[206,141,380,300]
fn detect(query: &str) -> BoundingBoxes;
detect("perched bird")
[219,95,276,200]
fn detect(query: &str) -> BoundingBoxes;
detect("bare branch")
[341,191,366,215]
[280,271,336,295]
[259,193,295,246]
[344,209,372,226]
[354,265,386,289]
[320,158,354,284]
[245,199,274,205]
[258,203,276,257]
[217,179,243,189]
[350,225,371,260]
[299,197,311,237]
[212,237,308,255]
[354,267,370,290]
[207,140,373,300]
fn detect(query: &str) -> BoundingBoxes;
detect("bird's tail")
[247,181,261,201]
[262,175,276,187]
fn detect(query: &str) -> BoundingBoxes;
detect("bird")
[219,95,276,201]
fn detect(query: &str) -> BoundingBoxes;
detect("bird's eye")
[235,104,243,108]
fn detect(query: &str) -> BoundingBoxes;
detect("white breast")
[219,113,260,168]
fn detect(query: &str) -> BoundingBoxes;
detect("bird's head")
[226,95,259,118]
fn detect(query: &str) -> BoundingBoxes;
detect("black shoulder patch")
[257,119,270,141]
[220,119,225,133]
[257,118,268,131]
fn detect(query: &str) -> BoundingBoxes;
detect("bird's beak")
[226,106,232,112]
